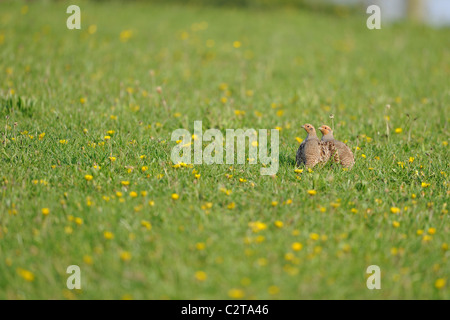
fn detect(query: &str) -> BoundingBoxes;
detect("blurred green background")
[0,0,448,300]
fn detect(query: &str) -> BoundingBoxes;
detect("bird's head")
[318,125,333,136]
[301,123,316,135]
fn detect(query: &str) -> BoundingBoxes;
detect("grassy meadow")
[0,0,449,299]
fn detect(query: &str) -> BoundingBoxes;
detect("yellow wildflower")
[268,286,280,295]
[228,288,244,299]
[309,233,320,240]
[103,231,114,240]
[120,251,132,262]
[195,271,207,281]
[435,278,446,289]
[129,191,138,198]
[17,268,35,282]
[196,242,205,250]
[141,220,152,230]
[390,207,400,214]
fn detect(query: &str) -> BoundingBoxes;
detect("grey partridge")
[318,125,355,169]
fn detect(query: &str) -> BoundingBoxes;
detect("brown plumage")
[296,124,337,168]
[318,125,355,169]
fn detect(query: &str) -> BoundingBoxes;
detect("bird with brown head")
[318,125,355,169]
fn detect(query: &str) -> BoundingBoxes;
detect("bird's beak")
[301,125,305,129]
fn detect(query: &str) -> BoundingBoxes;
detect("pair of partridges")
[296,124,355,169]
